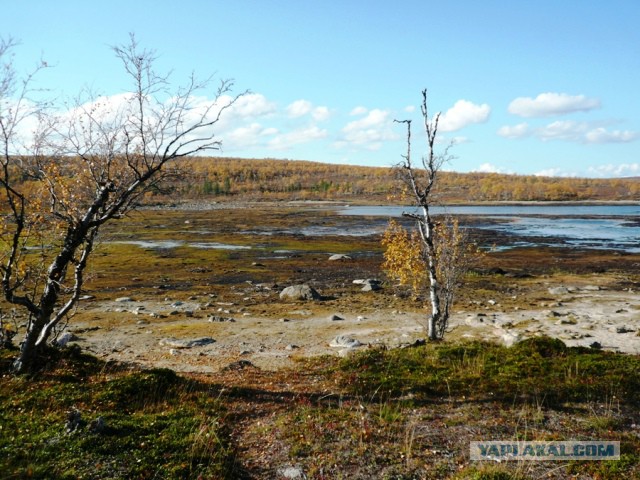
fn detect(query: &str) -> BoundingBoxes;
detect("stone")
[285,344,299,351]
[328,254,351,261]
[65,408,83,434]
[361,279,382,292]
[548,287,569,295]
[208,315,236,322]
[115,296,134,302]
[278,465,305,479]
[279,284,322,301]
[330,335,363,348]
[56,332,77,347]
[501,331,521,347]
[88,417,105,434]
[159,337,215,349]
[615,326,634,334]
[329,314,344,321]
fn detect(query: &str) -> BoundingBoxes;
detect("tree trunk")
[12,315,47,374]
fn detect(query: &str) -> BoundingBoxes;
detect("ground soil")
[54,202,640,373]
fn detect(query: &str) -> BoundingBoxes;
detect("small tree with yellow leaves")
[1,36,243,373]
[383,90,477,340]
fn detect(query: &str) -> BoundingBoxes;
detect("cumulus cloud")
[286,100,330,122]
[311,106,330,121]
[286,99,312,118]
[268,125,328,150]
[587,163,640,178]
[508,92,601,118]
[438,100,491,132]
[498,119,639,145]
[497,123,530,139]
[225,93,277,119]
[223,122,278,149]
[584,128,639,144]
[536,121,639,144]
[472,163,512,174]
[534,168,577,177]
[336,108,398,150]
[349,106,368,116]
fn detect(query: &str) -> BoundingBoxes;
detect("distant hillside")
[161,157,640,203]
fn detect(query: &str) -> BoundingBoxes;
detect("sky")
[2,0,639,177]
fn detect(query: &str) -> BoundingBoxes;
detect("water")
[339,204,640,252]
[112,240,251,250]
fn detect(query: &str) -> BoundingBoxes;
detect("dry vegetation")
[154,156,640,203]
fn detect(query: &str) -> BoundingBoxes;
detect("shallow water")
[339,204,640,252]
[111,240,251,250]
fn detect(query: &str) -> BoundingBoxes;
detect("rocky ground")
[13,202,639,373]
[66,277,640,374]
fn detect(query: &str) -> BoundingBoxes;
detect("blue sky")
[2,0,639,177]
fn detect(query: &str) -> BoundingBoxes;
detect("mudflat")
[62,202,640,372]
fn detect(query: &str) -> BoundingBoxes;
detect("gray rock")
[501,331,521,347]
[159,337,216,349]
[115,296,134,302]
[65,408,83,434]
[615,326,634,334]
[361,282,381,292]
[279,284,322,301]
[56,332,77,347]
[330,335,363,348]
[278,465,305,479]
[328,254,351,261]
[329,314,344,321]
[208,315,236,322]
[88,416,105,434]
[548,287,570,295]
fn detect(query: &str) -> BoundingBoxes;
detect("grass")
[2,337,640,479]
[3,205,640,478]
[0,347,237,479]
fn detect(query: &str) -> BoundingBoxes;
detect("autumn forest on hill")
[166,157,640,203]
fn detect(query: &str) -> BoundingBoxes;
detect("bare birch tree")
[383,89,476,340]
[0,35,243,373]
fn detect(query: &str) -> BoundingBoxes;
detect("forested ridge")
[167,156,640,203]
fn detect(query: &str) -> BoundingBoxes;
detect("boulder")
[159,337,215,349]
[329,314,344,321]
[328,254,351,261]
[330,335,363,348]
[548,286,570,295]
[279,284,322,301]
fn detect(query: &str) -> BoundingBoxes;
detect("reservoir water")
[339,204,640,252]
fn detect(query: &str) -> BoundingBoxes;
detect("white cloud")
[536,120,586,142]
[226,93,277,119]
[473,163,511,174]
[404,105,416,113]
[587,163,640,177]
[268,125,328,150]
[497,123,530,139]
[508,92,601,118]
[286,100,330,121]
[349,106,368,116]
[223,122,277,149]
[286,99,312,118]
[535,121,639,144]
[311,106,330,122]
[534,168,577,177]
[584,128,639,144]
[438,100,490,132]
[336,108,398,150]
